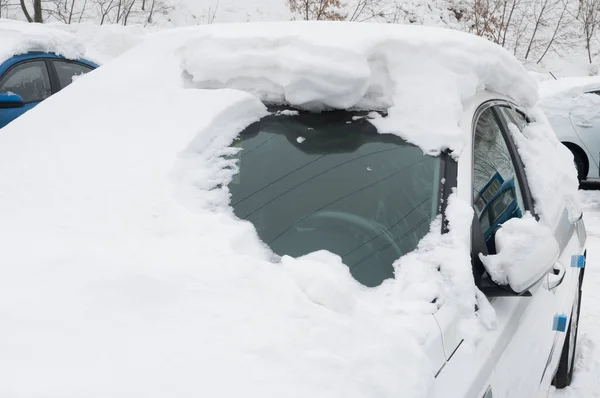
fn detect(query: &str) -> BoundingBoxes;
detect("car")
[0,52,98,128]
[0,22,586,398]
[538,76,600,181]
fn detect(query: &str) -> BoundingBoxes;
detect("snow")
[47,22,153,63]
[179,22,537,156]
[539,76,600,99]
[0,19,86,64]
[0,22,469,398]
[480,212,556,288]
[0,19,155,66]
[506,114,580,225]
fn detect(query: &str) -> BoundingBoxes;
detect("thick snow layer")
[179,21,538,155]
[480,213,556,287]
[539,76,600,99]
[0,19,86,64]
[46,22,154,63]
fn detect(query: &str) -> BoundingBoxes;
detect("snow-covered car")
[0,52,98,128]
[0,22,587,398]
[539,76,600,181]
[0,20,99,128]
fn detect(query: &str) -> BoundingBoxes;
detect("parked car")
[0,23,586,398]
[0,52,97,128]
[538,76,600,181]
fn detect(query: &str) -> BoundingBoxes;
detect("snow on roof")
[46,22,152,64]
[0,19,86,64]
[0,22,542,397]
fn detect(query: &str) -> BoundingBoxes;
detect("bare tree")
[536,0,572,62]
[578,0,600,62]
[95,0,117,24]
[347,0,384,22]
[287,0,346,20]
[121,0,136,24]
[206,0,218,23]
[20,0,33,21]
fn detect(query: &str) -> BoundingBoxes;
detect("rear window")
[227,109,442,287]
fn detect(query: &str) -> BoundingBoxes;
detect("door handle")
[547,263,566,290]
[575,121,593,128]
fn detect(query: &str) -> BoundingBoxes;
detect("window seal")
[439,150,457,234]
[492,105,537,219]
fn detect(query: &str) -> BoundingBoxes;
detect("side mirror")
[494,226,559,293]
[0,92,24,109]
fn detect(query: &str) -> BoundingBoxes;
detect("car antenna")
[549,71,558,80]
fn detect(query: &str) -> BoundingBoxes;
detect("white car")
[0,22,587,398]
[539,76,600,181]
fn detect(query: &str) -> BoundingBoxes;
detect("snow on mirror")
[226,109,442,287]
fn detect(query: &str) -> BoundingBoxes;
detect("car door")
[493,104,583,397]
[0,60,52,128]
[472,103,574,398]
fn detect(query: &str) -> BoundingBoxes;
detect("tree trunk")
[146,0,155,22]
[78,0,87,22]
[20,0,33,22]
[123,0,135,25]
[33,0,43,22]
[116,0,122,22]
[68,0,76,23]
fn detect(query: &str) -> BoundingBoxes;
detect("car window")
[53,61,93,90]
[227,110,441,287]
[473,107,525,254]
[0,61,51,103]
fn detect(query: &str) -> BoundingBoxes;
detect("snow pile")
[480,213,556,287]
[179,21,538,155]
[539,75,600,99]
[0,18,85,64]
[47,22,154,63]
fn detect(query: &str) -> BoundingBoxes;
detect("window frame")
[470,100,535,296]
[49,59,94,91]
[0,59,53,104]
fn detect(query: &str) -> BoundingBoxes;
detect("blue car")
[0,52,98,128]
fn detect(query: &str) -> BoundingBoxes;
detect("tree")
[347,0,385,22]
[578,0,600,62]
[287,0,346,20]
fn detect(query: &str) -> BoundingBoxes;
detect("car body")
[0,22,586,398]
[539,76,600,181]
[0,52,98,128]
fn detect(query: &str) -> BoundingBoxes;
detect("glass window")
[227,110,442,287]
[53,61,93,90]
[0,61,51,103]
[473,107,525,254]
